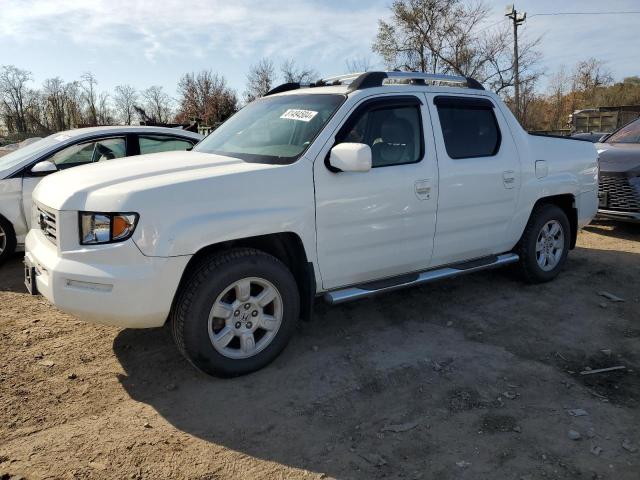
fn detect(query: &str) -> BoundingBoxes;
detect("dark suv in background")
[596,117,640,222]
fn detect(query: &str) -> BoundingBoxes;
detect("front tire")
[171,248,300,377]
[517,204,570,283]
[0,216,17,266]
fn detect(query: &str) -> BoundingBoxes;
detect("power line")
[475,9,640,33]
[529,11,640,17]
[475,9,640,34]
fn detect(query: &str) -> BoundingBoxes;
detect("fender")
[129,160,321,285]
[506,133,598,247]
[134,206,316,260]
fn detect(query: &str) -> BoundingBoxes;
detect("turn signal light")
[79,212,139,245]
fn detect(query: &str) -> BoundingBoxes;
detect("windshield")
[194,94,345,164]
[606,118,640,144]
[0,134,69,172]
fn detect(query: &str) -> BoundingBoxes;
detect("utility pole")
[505,5,527,121]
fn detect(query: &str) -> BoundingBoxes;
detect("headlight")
[79,212,139,245]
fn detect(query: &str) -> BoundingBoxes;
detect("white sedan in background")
[0,126,203,264]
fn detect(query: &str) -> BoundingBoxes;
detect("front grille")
[599,174,640,212]
[36,205,58,245]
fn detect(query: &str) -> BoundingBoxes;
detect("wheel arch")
[529,194,578,249]
[172,232,316,322]
[0,193,25,238]
[0,211,16,231]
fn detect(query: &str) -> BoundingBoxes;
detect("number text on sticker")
[280,109,318,122]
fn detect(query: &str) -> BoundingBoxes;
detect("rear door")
[425,94,521,266]
[314,94,439,289]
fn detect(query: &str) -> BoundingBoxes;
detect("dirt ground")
[0,220,639,480]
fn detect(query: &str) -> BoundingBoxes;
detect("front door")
[314,94,438,290]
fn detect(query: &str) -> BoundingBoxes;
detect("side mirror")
[30,160,58,176]
[329,143,372,172]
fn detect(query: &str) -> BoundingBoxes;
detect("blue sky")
[0,0,639,102]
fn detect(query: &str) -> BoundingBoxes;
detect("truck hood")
[33,151,281,211]
[596,143,640,175]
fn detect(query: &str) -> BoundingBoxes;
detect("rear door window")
[434,96,501,159]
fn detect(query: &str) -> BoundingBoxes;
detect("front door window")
[49,137,126,169]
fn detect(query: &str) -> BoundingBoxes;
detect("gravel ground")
[0,220,639,480]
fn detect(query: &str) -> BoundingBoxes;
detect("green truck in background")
[570,105,640,134]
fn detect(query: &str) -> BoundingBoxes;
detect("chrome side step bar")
[324,253,520,305]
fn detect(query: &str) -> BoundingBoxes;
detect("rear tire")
[0,216,17,266]
[171,248,300,377]
[516,204,570,284]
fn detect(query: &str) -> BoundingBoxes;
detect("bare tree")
[40,76,102,131]
[176,71,237,125]
[97,92,113,125]
[23,89,48,133]
[599,76,640,107]
[372,0,469,73]
[372,0,542,124]
[372,0,540,87]
[42,77,65,131]
[507,58,636,133]
[345,55,374,73]
[244,58,276,103]
[113,85,138,125]
[281,59,318,84]
[482,25,541,94]
[80,72,99,126]
[63,81,83,129]
[572,58,613,107]
[141,86,173,124]
[545,67,571,130]
[0,65,32,133]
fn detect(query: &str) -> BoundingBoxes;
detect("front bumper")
[25,229,191,328]
[597,208,640,223]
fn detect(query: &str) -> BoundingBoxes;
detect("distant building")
[569,106,640,133]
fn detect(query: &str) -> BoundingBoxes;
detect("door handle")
[502,171,516,189]
[415,179,431,200]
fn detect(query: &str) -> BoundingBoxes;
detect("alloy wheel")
[208,277,283,359]
[535,220,564,271]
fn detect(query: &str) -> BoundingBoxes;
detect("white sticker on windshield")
[54,134,70,142]
[280,109,318,122]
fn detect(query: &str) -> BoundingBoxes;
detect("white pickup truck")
[25,72,598,377]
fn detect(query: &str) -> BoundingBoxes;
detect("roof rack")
[265,71,485,96]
